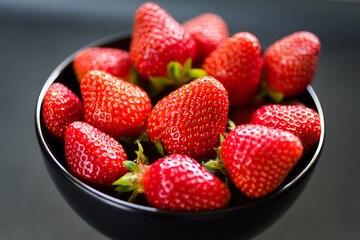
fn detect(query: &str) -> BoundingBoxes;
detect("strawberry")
[263,31,321,98]
[221,124,303,198]
[183,13,229,65]
[130,2,196,79]
[250,104,321,152]
[42,83,84,138]
[229,98,304,126]
[203,32,263,106]
[147,76,229,160]
[73,47,131,83]
[65,121,128,187]
[229,97,272,126]
[113,153,231,211]
[80,70,152,139]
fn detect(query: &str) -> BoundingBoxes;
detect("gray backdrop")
[1,0,359,239]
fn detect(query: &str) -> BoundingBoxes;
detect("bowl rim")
[35,30,325,218]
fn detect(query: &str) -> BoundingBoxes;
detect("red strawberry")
[65,121,128,187]
[130,2,196,78]
[73,47,131,83]
[229,97,272,125]
[203,32,263,106]
[42,83,84,138]
[221,124,303,198]
[80,70,152,139]
[113,154,231,211]
[183,13,229,65]
[147,76,229,160]
[263,31,321,98]
[250,104,321,152]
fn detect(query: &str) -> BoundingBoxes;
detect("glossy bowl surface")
[35,31,325,240]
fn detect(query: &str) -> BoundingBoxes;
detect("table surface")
[1,0,359,239]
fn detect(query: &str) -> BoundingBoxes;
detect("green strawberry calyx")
[257,81,284,103]
[202,135,230,185]
[154,140,166,157]
[149,58,207,92]
[227,119,236,132]
[112,141,148,202]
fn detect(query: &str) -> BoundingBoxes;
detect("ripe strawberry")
[42,83,83,138]
[263,31,321,98]
[229,98,304,126]
[80,70,152,139]
[229,97,272,125]
[221,124,303,198]
[73,47,131,83]
[147,76,229,160]
[203,32,263,106]
[113,154,231,211]
[183,13,229,65]
[65,121,128,187]
[130,2,196,78]
[250,104,321,152]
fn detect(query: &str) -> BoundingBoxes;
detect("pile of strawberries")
[42,2,321,211]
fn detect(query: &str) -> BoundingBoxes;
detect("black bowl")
[35,31,325,240]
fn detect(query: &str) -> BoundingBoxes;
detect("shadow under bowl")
[35,31,325,240]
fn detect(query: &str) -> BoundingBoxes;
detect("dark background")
[1,0,359,239]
